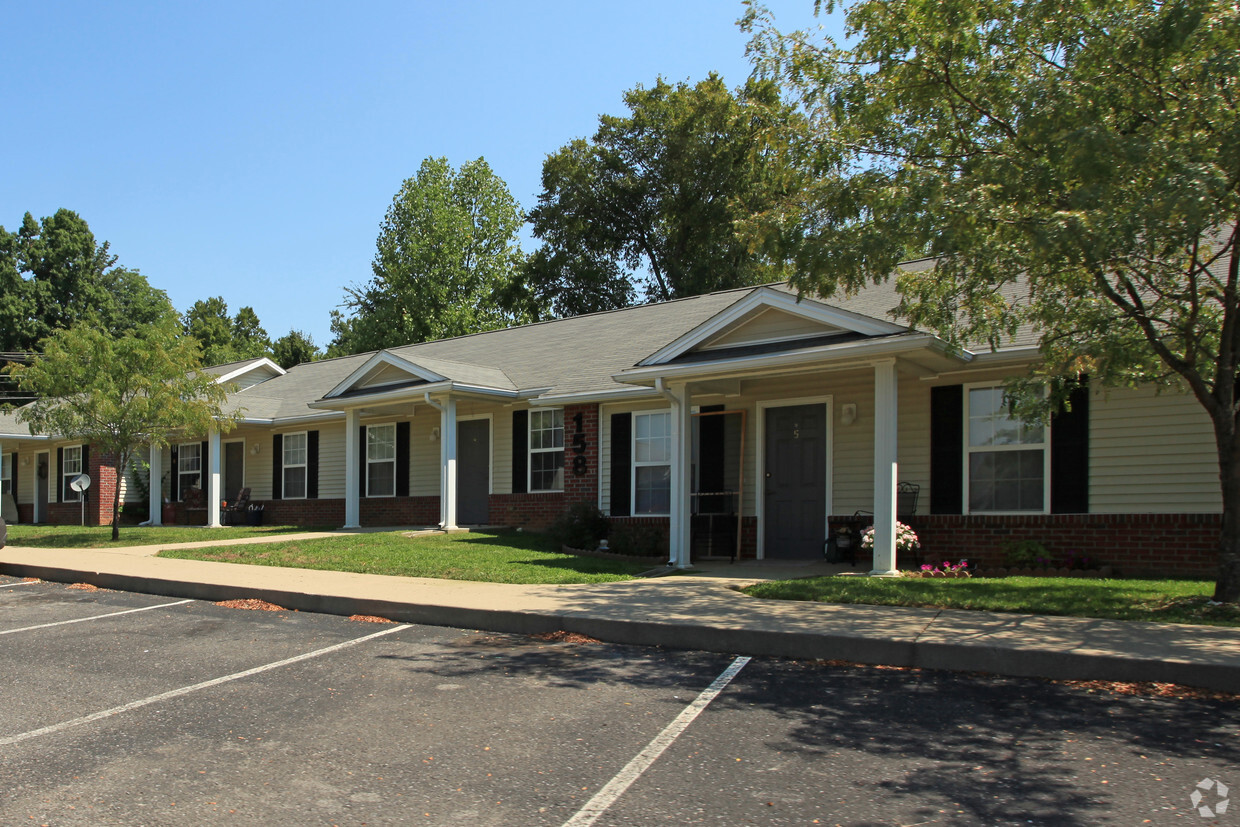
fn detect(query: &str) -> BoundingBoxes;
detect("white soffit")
[637,286,907,366]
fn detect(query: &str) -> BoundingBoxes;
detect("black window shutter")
[610,412,632,517]
[272,434,283,500]
[170,445,179,501]
[1051,378,1090,514]
[200,441,208,490]
[10,451,17,502]
[511,410,529,494]
[358,426,367,498]
[396,422,410,497]
[307,431,320,499]
[57,447,64,501]
[930,385,964,515]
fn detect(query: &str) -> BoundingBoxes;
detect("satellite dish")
[70,473,91,493]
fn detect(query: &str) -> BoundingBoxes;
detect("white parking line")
[0,581,38,588]
[561,656,751,827]
[0,623,410,747]
[0,599,195,636]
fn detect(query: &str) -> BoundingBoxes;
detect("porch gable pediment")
[323,351,446,399]
[637,287,907,367]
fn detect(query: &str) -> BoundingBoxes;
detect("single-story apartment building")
[0,271,1224,576]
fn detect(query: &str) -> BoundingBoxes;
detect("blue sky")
[3,1,840,351]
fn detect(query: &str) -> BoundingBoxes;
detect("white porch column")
[344,408,360,528]
[871,359,899,574]
[207,430,222,528]
[664,382,692,569]
[441,397,458,530]
[148,442,163,526]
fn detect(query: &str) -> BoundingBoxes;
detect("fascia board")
[528,387,661,407]
[617,334,963,385]
[637,287,907,367]
[215,358,287,385]
[310,380,454,409]
[323,351,447,399]
[0,432,48,440]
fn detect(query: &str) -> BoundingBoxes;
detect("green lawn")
[741,575,1240,627]
[157,530,651,584]
[4,524,325,549]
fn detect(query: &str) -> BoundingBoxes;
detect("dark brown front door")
[224,442,245,501]
[457,419,490,525]
[763,403,826,559]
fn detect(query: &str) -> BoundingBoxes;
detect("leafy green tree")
[329,157,528,354]
[272,329,321,369]
[0,209,176,352]
[745,0,1240,600]
[523,73,805,318]
[183,297,272,365]
[7,316,241,541]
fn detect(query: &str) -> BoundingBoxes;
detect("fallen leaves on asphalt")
[532,630,602,644]
[67,582,103,591]
[214,598,285,612]
[349,614,395,623]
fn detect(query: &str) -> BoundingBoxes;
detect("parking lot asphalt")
[2,574,1238,826]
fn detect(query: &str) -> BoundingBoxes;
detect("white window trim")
[962,382,1051,515]
[177,441,203,500]
[282,431,309,501]
[529,407,565,494]
[1,451,12,496]
[62,444,84,502]
[632,408,673,517]
[365,422,397,498]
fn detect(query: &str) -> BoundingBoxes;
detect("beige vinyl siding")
[705,308,841,349]
[491,407,513,496]
[1090,385,1220,513]
[409,412,440,497]
[315,422,347,498]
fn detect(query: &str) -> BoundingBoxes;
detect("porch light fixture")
[841,403,858,426]
[430,426,440,442]
[250,444,261,456]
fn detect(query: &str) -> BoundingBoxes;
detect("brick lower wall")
[898,514,1221,578]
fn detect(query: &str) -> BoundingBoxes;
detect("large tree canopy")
[0,209,175,353]
[329,156,528,354]
[182,297,273,366]
[522,73,806,318]
[271,329,321,369]
[745,0,1240,599]
[7,316,240,541]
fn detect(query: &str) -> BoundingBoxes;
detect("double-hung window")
[966,386,1047,512]
[529,408,564,492]
[366,424,396,497]
[633,411,672,515]
[177,442,201,497]
[1,452,12,496]
[282,432,308,499]
[63,445,84,502]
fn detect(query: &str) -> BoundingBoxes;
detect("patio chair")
[223,487,251,526]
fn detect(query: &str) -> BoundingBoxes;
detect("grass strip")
[158,530,649,585]
[741,575,1240,627]
[5,524,325,548]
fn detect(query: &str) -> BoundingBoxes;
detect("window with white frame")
[177,442,202,498]
[966,386,1047,512]
[62,445,83,502]
[366,424,396,497]
[529,408,564,492]
[283,432,308,499]
[633,411,672,515]
[1,453,12,496]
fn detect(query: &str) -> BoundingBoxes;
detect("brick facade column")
[562,404,599,506]
[88,450,118,526]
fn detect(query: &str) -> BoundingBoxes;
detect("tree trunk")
[111,454,124,543]
[1212,424,1240,602]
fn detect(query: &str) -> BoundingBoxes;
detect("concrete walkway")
[3,532,1239,693]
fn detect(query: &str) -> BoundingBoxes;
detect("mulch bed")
[214,598,287,612]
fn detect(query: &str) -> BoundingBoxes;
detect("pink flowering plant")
[860,521,921,554]
[920,559,970,574]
